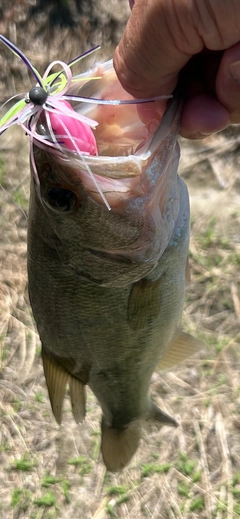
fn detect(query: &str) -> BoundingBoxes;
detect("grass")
[0,4,240,518]
[11,454,37,471]
[35,391,45,403]
[68,455,93,476]
[189,496,205,511]
[177,452,196,476]
[0,156,6,186]
[141,462,172,477]
[41,475,62,487]
[106,485,128,496]
[12,187,28,210]
[34,491,57,508]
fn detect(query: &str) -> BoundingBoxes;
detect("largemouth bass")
[10,54,201,471]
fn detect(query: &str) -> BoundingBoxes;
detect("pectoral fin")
[128,278,162,330]
[157,330,204,372]
[42,349,69,424]
[69,377,86,424]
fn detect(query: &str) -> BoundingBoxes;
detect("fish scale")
[27,61,204,472]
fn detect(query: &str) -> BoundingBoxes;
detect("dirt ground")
[0,2,240,518]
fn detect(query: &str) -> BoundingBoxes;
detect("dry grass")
[1,2,240,518]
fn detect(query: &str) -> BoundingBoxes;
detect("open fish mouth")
[31,61,183,283]
[0,34,182,280]
[0,34,178,214]
[35,59,176,210]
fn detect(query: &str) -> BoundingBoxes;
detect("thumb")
[113,0,198,98]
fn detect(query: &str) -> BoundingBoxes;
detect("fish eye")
[46,187,78,212]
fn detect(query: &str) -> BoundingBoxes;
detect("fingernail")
[182,130,220,140]
[193,132,213,139]
[229,60,240,83]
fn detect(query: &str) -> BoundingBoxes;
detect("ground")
[0,2,240,518]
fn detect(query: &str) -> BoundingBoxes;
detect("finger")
[216,42,240,123]
[180,94,230,139]
[113,0,199,98]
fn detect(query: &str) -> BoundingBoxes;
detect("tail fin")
[101,418,141,472]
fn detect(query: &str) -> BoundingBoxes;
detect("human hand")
[114,0,240,138]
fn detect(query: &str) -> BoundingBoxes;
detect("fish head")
[31,60,182,287]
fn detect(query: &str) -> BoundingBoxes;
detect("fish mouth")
[67,60,168,160]
[36,60,176,208]
[34,61,182,276]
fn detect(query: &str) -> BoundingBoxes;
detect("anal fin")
[157,330,205,372]
[101,418,141,472]
[69,377,86,424]
[42,349,69,424]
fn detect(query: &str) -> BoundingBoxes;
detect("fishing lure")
[0,35,171,209]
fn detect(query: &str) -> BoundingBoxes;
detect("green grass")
[0,341,8,363]
[106,485,128,496]
[105,494,130,517]
[198,217,217,248]
[178,483,190,498]
[12,188,28,210]
[196,217,231,250]
[61,479,71,504]
[232,472,240,486]
[234,504,240,515]
[34,491,57,508]
[41,475,71,504]
[190,220,238,280]
[41,475,62,487]
[0,440,11,453]
[192,470,202,483]
[0,156,6,185]
[67,456,86,466]
[11,488,32,511]
[12,454,37,471]
[190,496,205,511]
[177,452,196,476]
[106,503,117,517]
[35,391,45,403]
[141,462,172,477]
[68,455,93,476]
[91,429,101,460]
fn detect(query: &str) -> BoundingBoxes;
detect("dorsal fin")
[101,418,141,472]
[69,377,86,424]
[42,349,69,424]
[157,330,204,372]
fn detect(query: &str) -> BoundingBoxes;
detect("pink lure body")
[49,100,98,155]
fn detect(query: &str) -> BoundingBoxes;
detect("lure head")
[28,86,48,106]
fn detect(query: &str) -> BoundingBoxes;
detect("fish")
[26,59,203,472]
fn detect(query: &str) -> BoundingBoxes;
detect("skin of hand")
[114,0,240,138]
